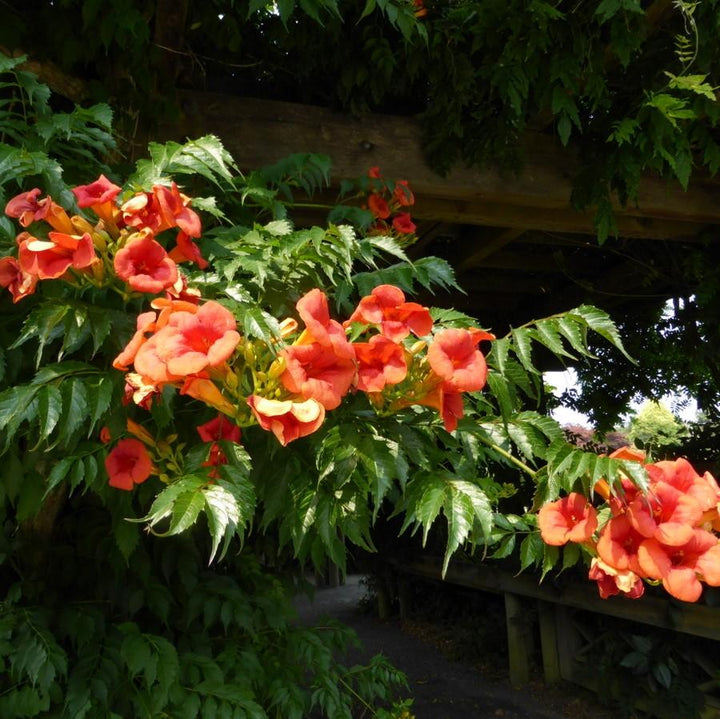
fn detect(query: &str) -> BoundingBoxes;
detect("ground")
[294,575,616,719]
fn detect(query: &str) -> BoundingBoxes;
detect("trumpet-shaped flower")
[280,342,356,409]
[627,481,703,546]
[153,182,202,238]
[392,212,416,234]
[114,234,178,294]
[122,183,202,238]
[353,335,407,392]
[538,492,598,546]
[588,558,644,600]
[638,530,720,602]
[169,231,208,269]
[295,289,354,359]
[18,230,97,279]
[368,194,391,219]
[345,284,433,342]
[113,311,157,371]
[415,384,465,432]
[596,514,645,574]
[134,301,240,382]
[105,438,154,490]
[121,193,162,234]
[72,175,122,225]
[72,174,122,208]
[0,256,37,302]
[5,189,44,226]
[123,373,161,410]
[248,395,325,446]
[197,415,242,476]
[392,180,414,207]
[197,415,241,444]
[6,189,74,233]
[427,328,491,393]
[647,458,719,513]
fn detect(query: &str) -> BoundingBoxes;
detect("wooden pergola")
[17,47,720,334]
[166,90,720,334]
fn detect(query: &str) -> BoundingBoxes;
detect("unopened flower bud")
[91,260,105,283]
[268,357,286,380]
[409,340,426,355]
[126,418,155,446]
[244,344,256,365]
[156,440,173,457]
[71,215,95,234]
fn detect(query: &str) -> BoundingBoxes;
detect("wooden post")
[377,577,392,619]
[326,560,340,588]
[397,576,410,620]
[505,593,531,687]
[537,600,562,684]
[554,605,582,683]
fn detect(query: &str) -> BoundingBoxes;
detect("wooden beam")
[413,197,707,240]
[166,91,720,238]
[394,555,720,642]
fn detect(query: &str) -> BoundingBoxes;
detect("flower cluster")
[1,176,206,303]
[364,167,417,239]
[3,177,494,490]
[111,281,493,454]
[538,447,720,603]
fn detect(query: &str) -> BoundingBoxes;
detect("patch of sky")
[545,368,698,428]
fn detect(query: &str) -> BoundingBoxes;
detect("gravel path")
[294,575,593,719]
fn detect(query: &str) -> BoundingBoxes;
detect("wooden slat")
[538,601,562,684]
[505,593,532,687]
[459,249,564,273]
[414,197,707,239]
[456,229,526,272]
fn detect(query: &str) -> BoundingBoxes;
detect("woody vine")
[2,57,720,717]
[5,155,720,604]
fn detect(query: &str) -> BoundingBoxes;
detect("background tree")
[627,399,688,457]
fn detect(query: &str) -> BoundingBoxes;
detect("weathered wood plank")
[505,593,532,687]
[538,600,562,684]
[393,556,720,642]
[166,91,720,237]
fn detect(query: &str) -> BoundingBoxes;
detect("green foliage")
[627,400,688,457]
[0,68,651,718]
[572,614,707,719]
[129,135,238,190]
[0,52,115,218]
[0,128,638,579]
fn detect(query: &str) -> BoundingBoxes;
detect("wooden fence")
[380,556,720,718]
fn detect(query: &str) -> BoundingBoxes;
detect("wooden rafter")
[456,229,526,273]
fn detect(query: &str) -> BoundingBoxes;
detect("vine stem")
[335,674,377,716]
[477,435,537,478]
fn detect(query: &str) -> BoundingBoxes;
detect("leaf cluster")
[0,68,658,718]
[0,536,409,718]
[0,52,115,236]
